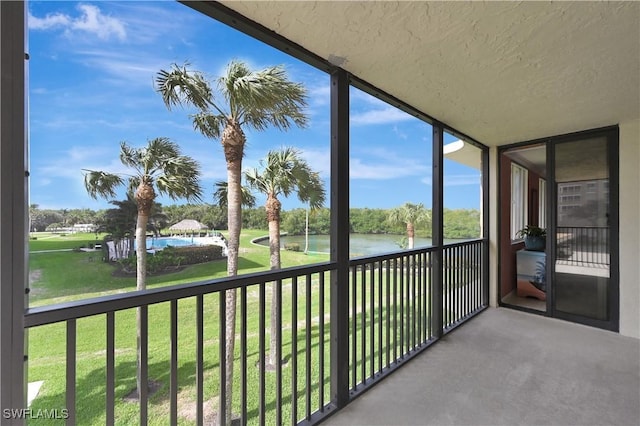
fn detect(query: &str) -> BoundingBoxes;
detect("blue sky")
[28,1,481,212]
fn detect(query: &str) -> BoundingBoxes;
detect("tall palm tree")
[84,138,202,398]
[387,202,431,249]
[84,137,203,289]
[245,147,325,367]
[156,60,307,424]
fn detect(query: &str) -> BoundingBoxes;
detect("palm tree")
[245,147,325,368]
[104,195,138,259]
[84,138,203,289]
[213,180,257,209]
[387,202,431,249]
[156,60,307,424]
[84,138,202,398]
[299,172,325,254]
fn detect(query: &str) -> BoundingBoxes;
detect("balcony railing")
[556,226,609,268]
[24,239,486,425]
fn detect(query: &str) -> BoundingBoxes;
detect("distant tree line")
[29,204,480,239]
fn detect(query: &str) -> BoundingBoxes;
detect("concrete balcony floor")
[325,308,639,426]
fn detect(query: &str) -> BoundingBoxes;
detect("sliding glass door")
[551,130,618,330]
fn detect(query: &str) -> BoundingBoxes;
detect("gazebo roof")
[168,219,209,232]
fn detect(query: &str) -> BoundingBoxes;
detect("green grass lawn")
[28,229,337,424]
[26,230,473,424]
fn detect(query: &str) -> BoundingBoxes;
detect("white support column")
[0,1,28,421]
[488,146,499,308]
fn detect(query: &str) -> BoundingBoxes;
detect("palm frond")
[155,63,214,112]
[298,171,326,210]
[83,170,125,200]
[119,142,142,171]
[191,112,226,139]
[213,180,256,208]
[387,202,430,226]
[218,61,308,131]
[244,147,325,209]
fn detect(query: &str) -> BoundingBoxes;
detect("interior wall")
[618,118,640,339]
[499,154,544,299]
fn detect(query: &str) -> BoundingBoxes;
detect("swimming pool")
[146,237,201,249]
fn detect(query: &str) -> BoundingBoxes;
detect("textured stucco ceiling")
[218,1,639,147]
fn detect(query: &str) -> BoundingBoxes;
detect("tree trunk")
[266,194,282,368]
[221,120,246,425]
[304,206,309,254]
[135,184,152,401]
[407,222,415,250]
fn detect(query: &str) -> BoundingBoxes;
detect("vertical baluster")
[139,306,148,426]
[412,253,417,349]
[399,256,404,357]
[447,248,452,327]
[170,300,178,425]
[465,245,470,314]
[443,249,447,328]
[196,294,202,425]
[240,287,247,426]
[106,312,115,426]
[351,266,357,388]
[218,295,226,426]
[319,272,325,410]
[392,258,398,362]
[306,274,312,420]
[459,246,463,319]
[291,276,298,425]
[369,262,375,379]
[466,244,470,313]
[385,259,391,368]
[196,295,204,426]
[427,251,432,338]
[258,283,265,425]
[478,242,482,308]
[361,264,366,383]
[377,260,383,373]
[66,319,76,426]
[276,279,283,426]
[417,253,422,345]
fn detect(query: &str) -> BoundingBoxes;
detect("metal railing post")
[431,124,444,338]
[0,2,27,422]
[330,68,350,408]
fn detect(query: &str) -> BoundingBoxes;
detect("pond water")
[256,233,441,257]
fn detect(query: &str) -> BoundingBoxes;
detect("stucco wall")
[618,118,640,338]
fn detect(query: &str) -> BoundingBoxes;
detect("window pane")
[443,133,482,241]
[349,86,433,255]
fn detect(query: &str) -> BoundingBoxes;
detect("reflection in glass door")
[553,136,612,322]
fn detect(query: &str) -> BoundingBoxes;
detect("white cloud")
[298,148,331,178]
[393,125,408,140]
[350,158,428,180]
[28,12,71,30]
[421,174,480,187]
[351,107,415,126]
[28,4,126,41]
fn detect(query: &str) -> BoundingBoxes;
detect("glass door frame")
[498,125,619,332]
[545,126,619,331]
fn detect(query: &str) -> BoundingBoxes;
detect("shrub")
[284,243,301,252]
[116,245,224,275]
[168,245,224,265]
